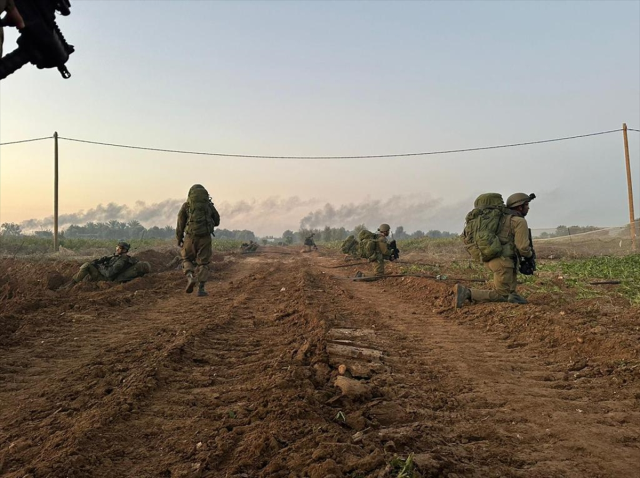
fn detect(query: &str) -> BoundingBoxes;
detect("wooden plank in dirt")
[326,343,383,361]
[328,328,375,339]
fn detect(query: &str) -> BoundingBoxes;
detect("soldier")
[65,241,150,286]
[176,184,221,297]
[370,223,397,276]
[454,192,535,308]
[240,240,258,253]
[303,233,318,252]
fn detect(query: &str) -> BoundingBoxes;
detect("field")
[0,242,639,477]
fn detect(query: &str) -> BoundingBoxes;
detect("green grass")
[520,255,640,304]
[397,236,463,253]
[389,454,418,478]
[556,255,640,304]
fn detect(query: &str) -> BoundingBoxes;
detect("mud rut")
[1,252,638,477]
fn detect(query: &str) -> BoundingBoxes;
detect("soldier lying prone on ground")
[62,241,150,288]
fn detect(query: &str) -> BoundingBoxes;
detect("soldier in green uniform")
[240,240,258,253]
[176,184,221,297]
[454,192,535,308]
[66,241,150,286]
[371,223,396,276]
[303,233,318,252]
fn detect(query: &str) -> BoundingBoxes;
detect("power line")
[57,128,630,160]
[1,127,638,157]
[0,136,52,146]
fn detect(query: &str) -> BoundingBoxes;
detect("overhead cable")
[1,127,638,157]
[0,136,52,146]
[57,128,628,160]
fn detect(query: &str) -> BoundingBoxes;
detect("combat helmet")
[378,223,391,233]
[506,193,536,208]
[117,241,131,252]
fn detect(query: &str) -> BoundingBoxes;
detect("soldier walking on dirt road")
[176,184,221,297]
[454,192,536,308]
[64,241,150,287]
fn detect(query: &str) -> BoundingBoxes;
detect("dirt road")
[1,250,638,477]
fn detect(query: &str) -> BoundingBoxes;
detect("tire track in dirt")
[317,259,640,477]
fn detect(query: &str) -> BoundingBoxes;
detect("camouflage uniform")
[372,234,394,276]
[468,210,532,302]
[73,254,150,283]
[176,195,221,284]
[240,241,258,253]
[303,235,317,252]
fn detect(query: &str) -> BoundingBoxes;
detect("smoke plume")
[18,194,470,236]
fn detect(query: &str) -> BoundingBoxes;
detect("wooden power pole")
[54,132,59,252]
[622,123,637,252]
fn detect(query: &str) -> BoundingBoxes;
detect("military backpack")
[186,186,215,236]
[357,229,379,260]
[341,235,358,255]
[462,193,507,262]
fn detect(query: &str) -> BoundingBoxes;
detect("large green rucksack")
[463,193,506,262]
[341,235,358,255]
[357,229,378,260]
[186,186,215,236]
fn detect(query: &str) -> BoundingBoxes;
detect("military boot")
[197,282,208,297]
[453,284,472,309]
[507,293,528,304]
[185,272,196,294]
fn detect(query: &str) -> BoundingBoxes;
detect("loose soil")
[1,248,638,477]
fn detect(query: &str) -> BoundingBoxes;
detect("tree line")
[0,221,256,242]
[1,221,458,243]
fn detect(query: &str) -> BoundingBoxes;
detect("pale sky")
[1,1,639,236]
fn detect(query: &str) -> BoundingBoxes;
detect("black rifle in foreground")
[0,0,73,80]
[518,228,536,275]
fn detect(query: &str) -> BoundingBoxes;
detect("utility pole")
[54,132,59,252]
[622,123,637,252]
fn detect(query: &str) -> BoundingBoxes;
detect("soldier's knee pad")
[137,261,151,274]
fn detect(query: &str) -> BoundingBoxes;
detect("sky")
[1,0,639,236]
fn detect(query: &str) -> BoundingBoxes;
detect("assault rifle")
[0,0,74,80]
[518,228,536,275]
[388,239,400,261]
